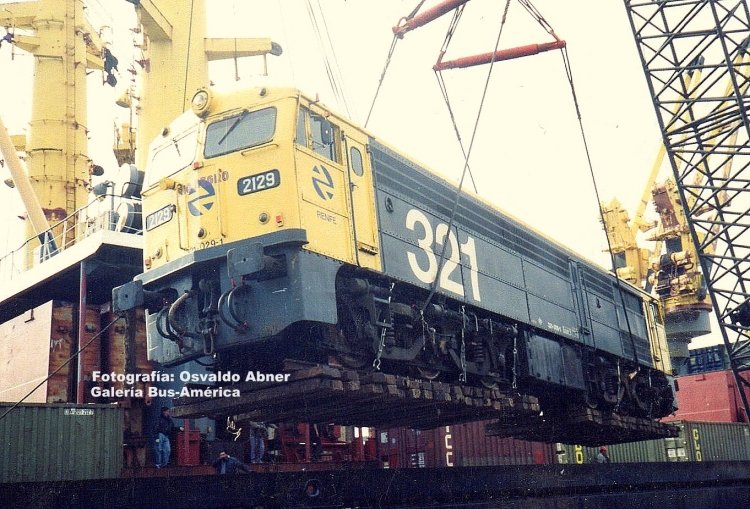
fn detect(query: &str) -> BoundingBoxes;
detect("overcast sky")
[0,0,718,346]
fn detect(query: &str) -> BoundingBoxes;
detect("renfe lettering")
[316,210,337,224]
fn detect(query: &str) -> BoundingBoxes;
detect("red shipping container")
[666,369,750,423]
[385,421,555,468]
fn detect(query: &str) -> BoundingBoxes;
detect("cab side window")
[296,108,307,147]
[296,106,339,163]
[350,146,364,176]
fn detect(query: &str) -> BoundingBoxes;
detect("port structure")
[624,0,750,422]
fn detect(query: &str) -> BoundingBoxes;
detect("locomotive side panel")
[375,190,530,323]
[584,276,623,354]
[371,141,609,352]
[617,291,655,367]
[368,140,661,373]
[523,260,581,343]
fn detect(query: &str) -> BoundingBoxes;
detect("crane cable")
[418,0,642,374]
[558,45,641,368]
[513,0,642,371]
[517,0,556,37]
[364,0,428,128]
[419,0,512,315]
[182,0,196,111]
[306,0,351,118]
[316,0,352,116]
[433,4,479,195]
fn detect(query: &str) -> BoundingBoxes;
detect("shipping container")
[682,344,731,375]
[384,421,555,468]
[667,369,750,423]
[0,403,123,482]
[0,300,101,404]
[558,420,750,464]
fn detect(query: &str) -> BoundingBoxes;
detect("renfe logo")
[187,179,216,216]
[312,165,334,200]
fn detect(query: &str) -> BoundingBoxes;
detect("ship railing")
[0,194,142,282]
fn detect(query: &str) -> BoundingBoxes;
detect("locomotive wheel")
[333,303,374,369]
[626,374,654,417]
[337,351,369,369]
[480,377,499,390]
[416,366,441,380]
[583,388,600,410]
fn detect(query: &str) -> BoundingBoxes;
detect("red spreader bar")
[392,0,472,38]
[433,40,567,71]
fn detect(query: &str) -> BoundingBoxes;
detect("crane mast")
[0,0,103,256]
[623,0,750,421]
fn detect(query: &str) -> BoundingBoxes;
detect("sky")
[0,0,719,347]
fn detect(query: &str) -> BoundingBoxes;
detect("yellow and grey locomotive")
[114,86,676,420]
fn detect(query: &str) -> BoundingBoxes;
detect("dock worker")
[213,450,251,474]
[596,446,610,464]
[152,406,176,468]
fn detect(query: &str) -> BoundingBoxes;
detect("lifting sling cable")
[419,0,512,314]
[516,0,558,39]
[365,0,428,127]
[558,45,641,368]
[432,5,480,195]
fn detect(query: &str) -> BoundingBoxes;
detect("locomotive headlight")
[191,88,213,117]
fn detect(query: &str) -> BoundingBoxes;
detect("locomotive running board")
[171,361,678,444]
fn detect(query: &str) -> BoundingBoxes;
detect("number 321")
[405,209,481,302]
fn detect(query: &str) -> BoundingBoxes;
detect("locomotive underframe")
[329,268,675,420]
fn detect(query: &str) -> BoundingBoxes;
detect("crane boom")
[623,0,750,422]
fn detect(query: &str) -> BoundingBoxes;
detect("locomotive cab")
[115,86,380,366]
[141,87,299,269]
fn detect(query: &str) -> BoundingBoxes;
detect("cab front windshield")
[204,107,276,158]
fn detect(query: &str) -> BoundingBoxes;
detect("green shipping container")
[558,421,750,464]
[0,403,123,482]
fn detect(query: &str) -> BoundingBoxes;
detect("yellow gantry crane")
[123,0,282,170]
[600,60,713,368]
[0,0,104,252]
[0,0,282,259]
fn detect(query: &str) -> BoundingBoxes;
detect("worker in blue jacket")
[152,407,175,468]
[213,450,251,475]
